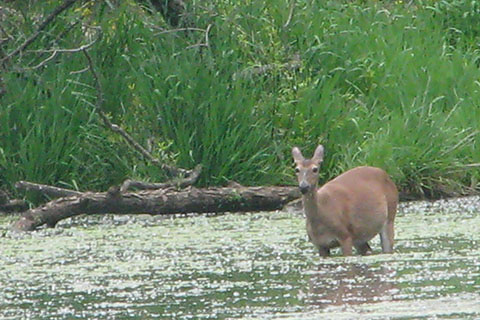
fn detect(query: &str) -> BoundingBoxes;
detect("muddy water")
[0,197,479,319]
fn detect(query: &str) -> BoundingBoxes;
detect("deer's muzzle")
[299,181,310,194]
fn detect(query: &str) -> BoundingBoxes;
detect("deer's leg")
[339,237,353,256]
[318,247,331,257]
[380,221,394,253]
[355,242,373,256]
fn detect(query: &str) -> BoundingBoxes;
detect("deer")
[292,145,398,257]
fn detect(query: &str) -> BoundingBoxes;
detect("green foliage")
[1,0,479,199]
[426,0,480,46]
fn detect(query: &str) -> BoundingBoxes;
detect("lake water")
[1,196,479,319]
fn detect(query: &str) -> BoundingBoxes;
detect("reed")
[1,0,478,199]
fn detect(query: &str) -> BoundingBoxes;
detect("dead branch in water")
[0,190,28,214]
[120,164,203,193]
[15,181,83,198]
[12,185,300,231]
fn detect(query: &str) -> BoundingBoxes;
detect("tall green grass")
[1,0,479,200]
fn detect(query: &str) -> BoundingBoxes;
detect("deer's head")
[292,145,324,195]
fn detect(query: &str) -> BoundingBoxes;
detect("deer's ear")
[292,147,304,163]
[312,145,324,164]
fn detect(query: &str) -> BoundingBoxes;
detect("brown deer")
[292,145,398,257]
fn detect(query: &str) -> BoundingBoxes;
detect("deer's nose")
[299,181,310,194]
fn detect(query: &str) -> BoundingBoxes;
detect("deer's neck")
[302,188,321,220]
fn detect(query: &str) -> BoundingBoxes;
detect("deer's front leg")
[339,237,353,256]
[318,247,331,257]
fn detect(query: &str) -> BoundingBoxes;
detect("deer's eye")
[312,166,319,173]
[295,167,300,174]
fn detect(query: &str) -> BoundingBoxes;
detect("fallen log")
[15,181,83,198]
[12,186,300,232]
[0,199,29,214]
[0,190,29,214]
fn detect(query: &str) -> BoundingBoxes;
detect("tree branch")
[153,27,206,35]
[25,32,100,70]
[15,181,83,198]
[1,0,82,66]
[0,190,28,214]
[120,164,202,192]
[82,48,191,177]
[12,185,300,231]
[0,199,29,214]
[185,24,212,50]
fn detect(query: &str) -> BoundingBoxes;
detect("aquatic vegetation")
[0,197,479,319]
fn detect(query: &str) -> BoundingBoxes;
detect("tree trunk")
[143,0,186,27]
[12,186,300,231]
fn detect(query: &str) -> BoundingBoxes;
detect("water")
[1,196,479,319]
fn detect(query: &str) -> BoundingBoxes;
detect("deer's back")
[322,166,397,205]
